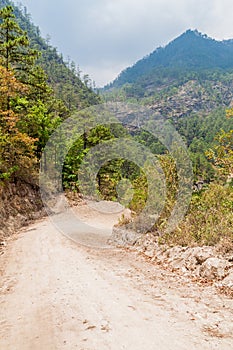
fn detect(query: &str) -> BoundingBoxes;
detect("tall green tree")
[0,5,69,162]
[0,5,38,72]
[0,5,65,180]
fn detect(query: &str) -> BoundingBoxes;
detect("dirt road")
[0,202,232,349]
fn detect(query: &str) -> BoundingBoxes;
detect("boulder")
[109,227,140,246]
[199,257,230,280]
[144,249,156,258]
[192,246,214,264]
[220,270,233,289]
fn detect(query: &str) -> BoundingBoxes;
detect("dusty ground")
[0,201,233,349]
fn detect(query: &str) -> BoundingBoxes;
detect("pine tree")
[0,5,38,73]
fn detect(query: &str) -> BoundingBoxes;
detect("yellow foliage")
[0,65,27,101]
[226,107,233,118]
[0,65,36,181]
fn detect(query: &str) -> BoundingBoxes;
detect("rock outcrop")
[110,229,233,290]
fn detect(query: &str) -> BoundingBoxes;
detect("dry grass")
[158,183,233,248]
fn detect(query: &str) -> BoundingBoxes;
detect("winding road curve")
[0,202,232,349]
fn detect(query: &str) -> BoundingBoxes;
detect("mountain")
[104,30,233,124]
[103,30,233,181]
[107,30,233,90]
[0,0,100,110]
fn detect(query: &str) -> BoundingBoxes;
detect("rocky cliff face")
[150,79,233,120]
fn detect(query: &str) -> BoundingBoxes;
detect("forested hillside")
[0,1,232,249]
[0,1,100,181]
[103,30,233,247]
[107,29,233,89]
[0,5,232,347]
[104,31,233,182]
[0,0,100,111]
[0,2,100,238]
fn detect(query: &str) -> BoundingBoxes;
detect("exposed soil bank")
[0,181,45,243]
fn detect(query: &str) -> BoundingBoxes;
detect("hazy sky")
[21,0,233,87]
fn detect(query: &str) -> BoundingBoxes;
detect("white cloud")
[21,0,233,86]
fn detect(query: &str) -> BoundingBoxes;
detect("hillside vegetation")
[0,0,100,111]
[104,30,233,181]
[0,2,232,249]
[104,30,233,248]
[0,1,100,182]
[107,30,233,89]
[0,2,100,238]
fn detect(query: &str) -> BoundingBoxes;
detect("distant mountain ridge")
[103,29,233,184]
[107,30,233,89]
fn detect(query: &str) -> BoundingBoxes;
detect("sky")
[20,0,233,87]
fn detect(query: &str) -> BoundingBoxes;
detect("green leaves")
[0,5,38,72]
[206,109,233,181]
[0,5,60,181]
